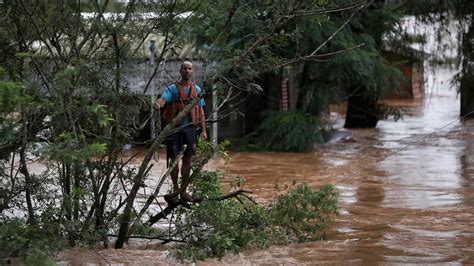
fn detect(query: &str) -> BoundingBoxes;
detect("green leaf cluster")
[46,133,107,163]
[0,1,155,256]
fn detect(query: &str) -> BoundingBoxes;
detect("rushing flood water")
[210,66,473,264]
[212,67,473,264]
[58,65,473,264]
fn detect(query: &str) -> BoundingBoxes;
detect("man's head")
[180,61,193,82]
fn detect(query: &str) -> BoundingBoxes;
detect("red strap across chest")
[175,82,197,100]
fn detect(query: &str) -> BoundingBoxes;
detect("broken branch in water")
[147,189,255,226]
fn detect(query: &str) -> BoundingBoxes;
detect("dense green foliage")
[171,170,338,261]
[0,0,188,259]
[0,77,21,160]
[270,183,339,241]
[173,171,270,260]
[190,0,406,142]
[247,110,324,152]
[288,0,403,113]
[0,218,61,265]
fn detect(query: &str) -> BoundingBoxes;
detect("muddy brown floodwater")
[212,114,474,264]
[58,67,473,264]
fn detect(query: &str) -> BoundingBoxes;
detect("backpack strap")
[175,82,197,101]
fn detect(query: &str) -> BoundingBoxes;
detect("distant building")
[382,47,428,100]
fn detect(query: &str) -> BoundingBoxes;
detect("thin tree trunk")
[19,148,35,225]
[64,163,72,222]
[460,74,474,117]
[460,19,474,118]
[73,164,81,222]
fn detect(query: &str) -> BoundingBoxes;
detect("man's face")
[180,63,193,81]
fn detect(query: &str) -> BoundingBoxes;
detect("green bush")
[270,183,339,241]
[0,219,59,265]
[246,110,324,152]
[172,171,269,261]
[170,170,338,262]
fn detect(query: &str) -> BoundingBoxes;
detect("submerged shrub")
[170,170,338,262]
[270,183,339,241]
[249,110,324,152]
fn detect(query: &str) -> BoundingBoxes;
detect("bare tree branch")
[148,189,255,226]
[277,43,365,68]
[127,146,186,235]
[295,1,366,17]
[276,4,365,69]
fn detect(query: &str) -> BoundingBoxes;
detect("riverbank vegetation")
[233,111,325,152]
[0,0,342,263]
[1,167,338,263]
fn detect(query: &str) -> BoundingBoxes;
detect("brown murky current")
[58,68,474,264]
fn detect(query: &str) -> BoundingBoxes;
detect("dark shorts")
[166,125,197,159]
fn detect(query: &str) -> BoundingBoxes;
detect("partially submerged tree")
[188,0,401,153]
[196,0,405,135]
[281,0,403,128]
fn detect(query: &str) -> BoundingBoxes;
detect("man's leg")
[180,154,194,201]
[170,161,179,191]
[180,126,197,201]
[181,154,191,180]
[164,132,181,204]
[164,160,180,204]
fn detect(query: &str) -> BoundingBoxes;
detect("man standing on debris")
[154,61,207,203]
